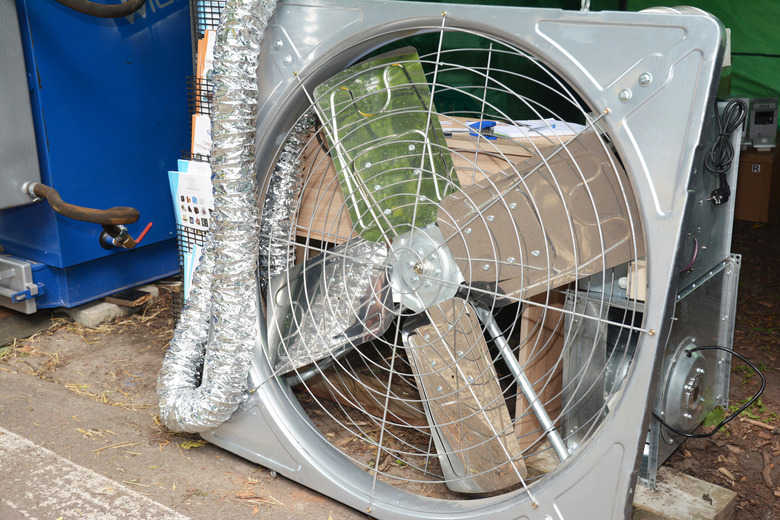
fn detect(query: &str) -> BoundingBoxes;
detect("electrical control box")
[748,97,778,149]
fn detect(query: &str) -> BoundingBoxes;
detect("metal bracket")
[0,255,41,314]
[9,282,45,303]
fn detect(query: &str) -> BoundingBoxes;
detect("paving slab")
[61,285,159,329]
[0,425,190,520]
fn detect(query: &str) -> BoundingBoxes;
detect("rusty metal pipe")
[24,182,139,225]
[52,0,146,19]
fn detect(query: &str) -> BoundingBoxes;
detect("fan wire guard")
[258,30,646,504]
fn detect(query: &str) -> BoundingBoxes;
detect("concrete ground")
[0,286,366,520]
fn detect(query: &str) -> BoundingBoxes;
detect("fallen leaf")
[180,440,207,450]
[726,445,743,456]
[718,467,736,481]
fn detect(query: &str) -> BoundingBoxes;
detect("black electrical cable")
[706,98,747,205]
[52,0,146,18]
[314,119,330,155]
[653,345,766,439]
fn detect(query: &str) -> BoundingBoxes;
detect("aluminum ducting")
[258,111,316,291]
[157,0,278,433]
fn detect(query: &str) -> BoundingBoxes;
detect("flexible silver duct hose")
[259,110,316,292]
[157,0,278,433]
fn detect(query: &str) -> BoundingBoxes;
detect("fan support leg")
[474,306,570,462]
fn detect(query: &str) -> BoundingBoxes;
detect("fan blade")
[437,131,643,304]
[402,297,526,494]
[312,47,459,242]
[268,239,392,375]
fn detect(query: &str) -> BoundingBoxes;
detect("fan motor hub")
[662,339,707,433]
[389,224,463,313]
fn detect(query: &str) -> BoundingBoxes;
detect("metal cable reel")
[197,2,727,518]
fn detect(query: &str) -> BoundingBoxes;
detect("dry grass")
[0,286,177,413]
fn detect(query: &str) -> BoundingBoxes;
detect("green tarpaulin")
[396,0,779,132]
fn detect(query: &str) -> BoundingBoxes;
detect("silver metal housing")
[198,2,727,519]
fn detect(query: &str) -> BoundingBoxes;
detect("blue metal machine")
[0,0,191,313]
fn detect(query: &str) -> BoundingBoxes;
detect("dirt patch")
[1,291,173,413]
[665,214,780,520]
[0,287,363,520]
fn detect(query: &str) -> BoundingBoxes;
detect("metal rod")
[474,306,570,462]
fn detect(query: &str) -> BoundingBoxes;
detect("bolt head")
[618,88,632,102]
[638,72,652,86]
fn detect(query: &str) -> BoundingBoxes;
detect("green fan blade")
[313,47,459,242]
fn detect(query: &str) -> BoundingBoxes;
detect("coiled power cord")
[706,99,747,205]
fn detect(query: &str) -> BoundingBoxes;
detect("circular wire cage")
[257,28,646,505]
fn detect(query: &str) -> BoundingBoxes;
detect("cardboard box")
[735,143,780,222]
[297,117,549,244]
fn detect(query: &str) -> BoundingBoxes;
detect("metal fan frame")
[201,2,725,518]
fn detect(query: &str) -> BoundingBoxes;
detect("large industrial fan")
[160,1,742,518]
